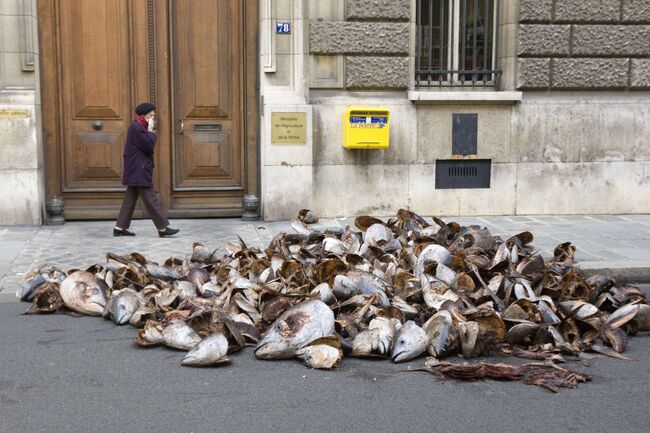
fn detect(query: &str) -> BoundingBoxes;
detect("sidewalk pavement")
[2,214,650,301]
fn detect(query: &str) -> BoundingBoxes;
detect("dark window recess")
[452,113,477,155]
[435,159,491,189]
[416,0,500,87]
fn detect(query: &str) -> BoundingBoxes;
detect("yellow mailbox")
[342,106,390,149]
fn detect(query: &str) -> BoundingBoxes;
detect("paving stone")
[592,215,632,222]
[590,250,627,260]
[508,216,538,222]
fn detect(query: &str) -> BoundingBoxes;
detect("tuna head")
[295,336,343,369]
[104,288,141,325]
[162,319,202,351]
[59,271,108,316]
[255,300,334,360]
[391,320,429,363]
[351,317,399,357]
[333,271,390,307]
[181,333,230,367]
[423,310,454,357]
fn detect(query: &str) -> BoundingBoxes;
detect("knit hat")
[134,102,156,116]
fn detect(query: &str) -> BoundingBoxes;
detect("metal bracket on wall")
[452,113,478,156]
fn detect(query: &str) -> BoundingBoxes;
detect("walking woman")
[113,103,179,237]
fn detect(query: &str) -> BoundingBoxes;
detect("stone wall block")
[631,59,650,87]
[313,165,410,217]
[518,25,571,56]
[519,0,553,22]
[0,170,42,225]
[345,56,410,89]
[515,162,650,214]
[345,0,410,21]
[572,25,650,56]
[622,0,650,22]
[310,22,410,54]
[553,0,620,22]
[551,58,629,88]
[517,58,551,88]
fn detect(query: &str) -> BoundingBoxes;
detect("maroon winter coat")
[122,121,157,188]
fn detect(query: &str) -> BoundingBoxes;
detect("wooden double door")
[39,0,258,219]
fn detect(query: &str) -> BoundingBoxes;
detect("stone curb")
[577,261,650,284]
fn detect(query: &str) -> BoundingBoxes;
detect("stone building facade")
[1,0,650,224]
[0,0,42,224]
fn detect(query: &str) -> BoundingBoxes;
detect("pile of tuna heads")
[18,209,650,392]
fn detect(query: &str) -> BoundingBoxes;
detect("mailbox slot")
[194,123,222,131]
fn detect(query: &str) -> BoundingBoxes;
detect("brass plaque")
[271,112,307,145]
[0,109,29,118]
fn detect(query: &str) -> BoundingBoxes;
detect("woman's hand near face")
[145,112,156,132]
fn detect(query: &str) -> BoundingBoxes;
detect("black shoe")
[113,228,135,237]
[158,227,180,238]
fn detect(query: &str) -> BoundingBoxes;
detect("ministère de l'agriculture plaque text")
[271,112,307,145]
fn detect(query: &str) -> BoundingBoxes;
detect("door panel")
[171,0,243,191]
[59,0,131,191]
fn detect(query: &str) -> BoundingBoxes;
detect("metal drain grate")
[435,159,491,189]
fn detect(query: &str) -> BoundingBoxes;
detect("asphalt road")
[1,300,649,433]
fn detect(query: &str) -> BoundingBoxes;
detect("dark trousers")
[116,186,169,230]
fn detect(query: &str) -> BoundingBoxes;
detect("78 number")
[276,22,291,34]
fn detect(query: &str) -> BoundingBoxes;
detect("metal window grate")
[435,159,491,189]
[416,0,501,87]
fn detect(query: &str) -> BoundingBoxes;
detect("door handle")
[178,118,184,134]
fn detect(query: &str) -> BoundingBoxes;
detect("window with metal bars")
[416,0,500,87]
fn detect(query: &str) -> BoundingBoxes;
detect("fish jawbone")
[180,355,213,366]
[254,349,293,360]
[114,307,130,325]
[115,314,130,325]
[254,342,294,360]
[253,342,274,359]
[86,300,106,315]
[392,346,424,362]
[253,350,273,360]
[180,356,199,365]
